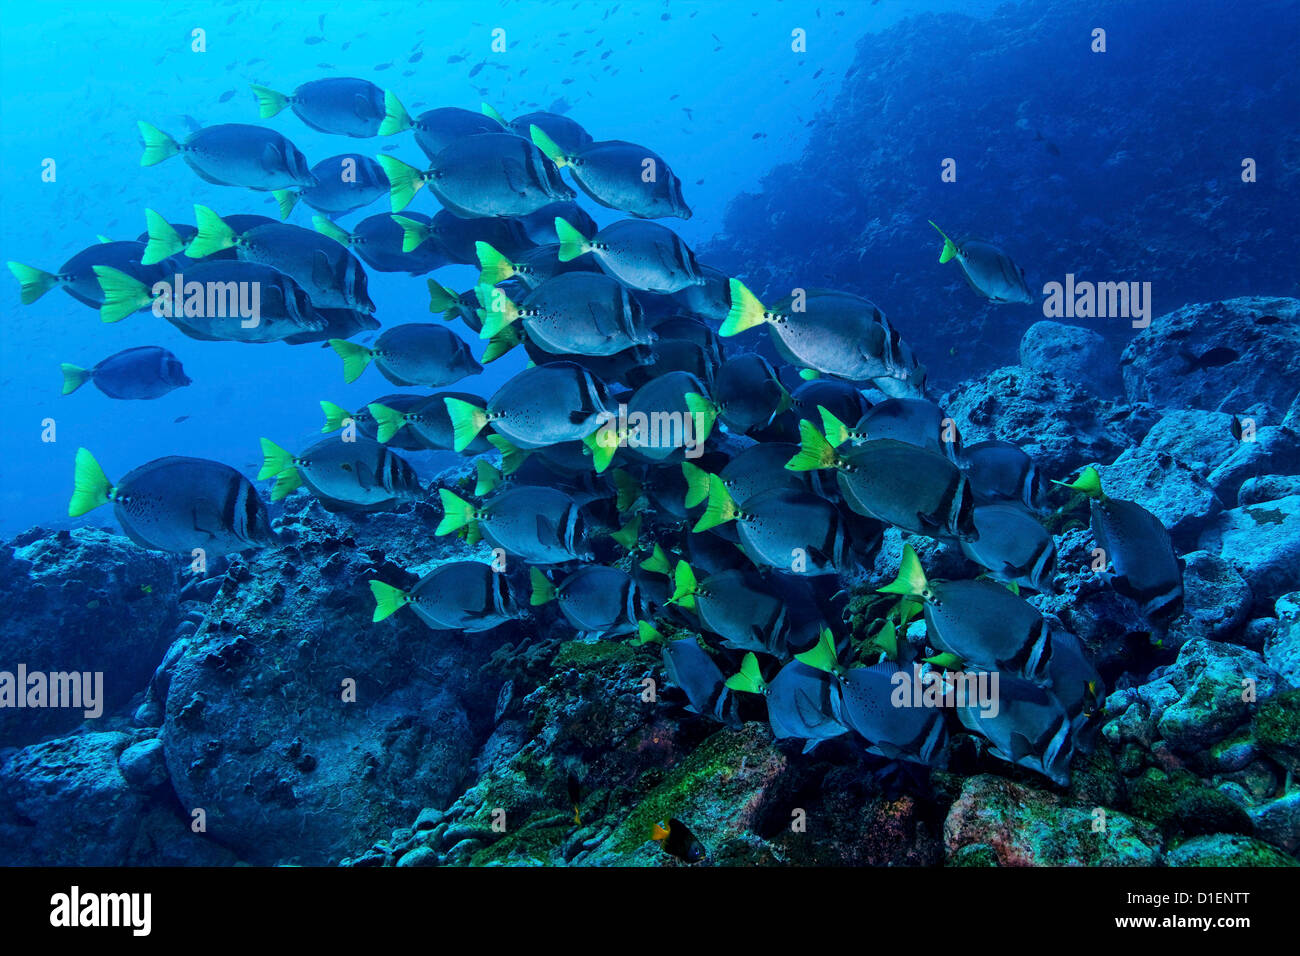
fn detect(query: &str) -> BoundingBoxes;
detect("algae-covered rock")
[1155,641,1282,753]
[943,774,1162,866]
[1166,833,1298,867]
[592,723,789,866]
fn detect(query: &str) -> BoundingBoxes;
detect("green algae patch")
[554,639,641,669]
[951,843,999,867]
[468,817,569,866]
[1127,768,1251,837]
[1167,834,1299,867]
[605,724,778,856]
[1253,689,1300,770]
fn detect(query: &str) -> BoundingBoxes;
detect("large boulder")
[1164,551,1253,650]
[1019,320,1123,397]
[1104,640,1285,764]
[941,366,1130,478]
[1099,448,1222,547]
[1120,297,1300,421]
[1136,409,1242,474]
[159,493,507,866]
[1198,495,1300,606]
[1266,593,1300,689]
[0,730,230,866]
[943,775,1162,866]
[0,528,181,747]
[1206,426,1300,505]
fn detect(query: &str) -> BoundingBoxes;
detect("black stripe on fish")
[242,476,262,540]
[220,474,241,538]
[943,474,976,539]
[1017,620,1052,684]
[1042,713,1073,777]
[918,712,947,764]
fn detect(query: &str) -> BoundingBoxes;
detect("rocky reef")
[3,295,1297,867]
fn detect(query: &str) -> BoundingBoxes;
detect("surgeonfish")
[368,392,495,454]
[410,105,505,160]
[250,78,410,138]
[1055,466,1185,621]
[259,436,423,512]
[8,241,174,310]
[765,659,851,752]
[787,426,977,543]
[724,282,925,394]
[477,269,654,357]
[834,660,950,765]
[138,122,316,191]
[662,637,739,728]
[444,361,611,451]
[668,562,794,655]
[879,543,1054,684]
[556,218,703,294]
[61,347,191,400]
[274,154,389,219]
[531,565,645,637]
[497,108,594,154]
[961,440,1045,509]
[370,561,522,632]
[69,448,274,555]
[313,213,450,275]
[820,397,959,461]
[183,208,376,313]
[694,478,850,576]
[322,394,430,451]
[960,502,1059,594]
[532,127,691,220]
[94,260,326,341]
[378,133,574,217]
[437,485,590,564]
[928,220,1034,305]
[329,324,482,387]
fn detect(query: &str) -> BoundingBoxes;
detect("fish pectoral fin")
[260,140,284,174]
[535,514,557,543]
[352,462,379,491]
[188,502,225,541]
[311,250,335,290]
[1007,732,1034,763]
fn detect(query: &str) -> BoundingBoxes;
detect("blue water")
[0,0,1002,537]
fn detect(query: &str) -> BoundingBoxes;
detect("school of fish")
[9,74,1189,817]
